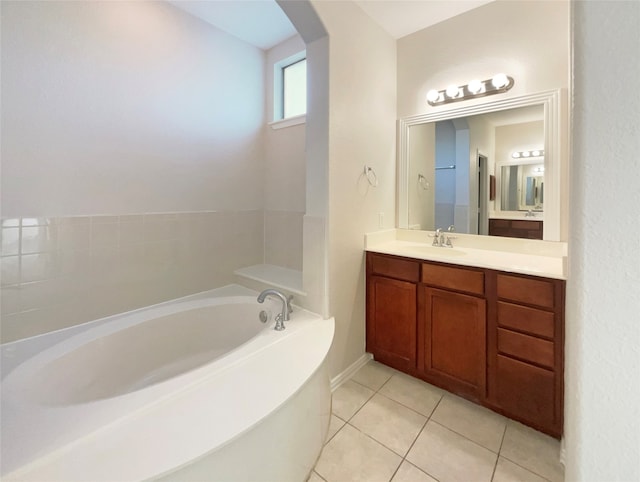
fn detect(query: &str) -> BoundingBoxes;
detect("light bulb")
[512,152,521,158]
[532,150,541,157]
[522,151,530,157]
[446,85,460,98]
[467,79,483,94]
[492,73,509,89]
[426,89,440,103]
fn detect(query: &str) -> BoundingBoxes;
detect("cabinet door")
[366,275,417,370]
[421,287,486,399]
[495,355,556,431]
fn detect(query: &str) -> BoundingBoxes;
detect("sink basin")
[407,245,467,257]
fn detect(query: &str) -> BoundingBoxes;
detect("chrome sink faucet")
[432,225,456,248]
[257,289,293,331]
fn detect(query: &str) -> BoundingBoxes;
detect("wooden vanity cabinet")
[419,264,487,401]
[366,254,419,371]
[366,251,565,438]
[486,272,565,437]
[489,219,543,239]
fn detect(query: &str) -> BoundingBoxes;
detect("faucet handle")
[431,228,442,246]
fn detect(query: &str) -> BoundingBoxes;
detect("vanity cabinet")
[420,264,486,400]
[489,218,543,239]
[366,254,419,371]
[487,272,565,436]
[366,251,565,438]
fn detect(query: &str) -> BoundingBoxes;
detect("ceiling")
[353,0,494,39]
[168,0,493,50]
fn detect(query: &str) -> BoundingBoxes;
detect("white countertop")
[489,211,544,221]
[365,229,567,280]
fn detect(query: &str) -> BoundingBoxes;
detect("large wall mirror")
[398,90,562,240]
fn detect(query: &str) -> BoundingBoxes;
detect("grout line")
[429,419,502,455]
[490,422,508,481]
[498,454,554,482]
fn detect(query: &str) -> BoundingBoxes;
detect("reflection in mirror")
[406,104,544,235]
[398,90,562,240]
[500,163,544,211]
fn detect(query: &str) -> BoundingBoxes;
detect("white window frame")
[270,50,306,129]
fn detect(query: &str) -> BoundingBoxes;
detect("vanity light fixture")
[512,149,545,159]
[426,74,514,106]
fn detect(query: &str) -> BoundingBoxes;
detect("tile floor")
[310,360,564,482]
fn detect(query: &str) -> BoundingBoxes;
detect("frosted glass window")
[283,59,306,119]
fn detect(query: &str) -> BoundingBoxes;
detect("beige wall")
[566,1,640,480]
[264,35,306,271]
[408,123,435,230]
[310,0,396,377]
[397,0,570,240]
[0,1,268,341]
[1,1,265,217]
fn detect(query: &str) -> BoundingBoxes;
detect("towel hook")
[418,174,429,190]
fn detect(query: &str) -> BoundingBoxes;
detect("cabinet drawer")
[497,302,554,339]
[511,220,542,231]
[497,274,554,309]
[369,253,419,282]
[497,328,554,369]
[496,355,556,429]
[490,219,510,229]
[422,263,484,295]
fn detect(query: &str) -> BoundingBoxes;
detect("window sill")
[269,114,306,130]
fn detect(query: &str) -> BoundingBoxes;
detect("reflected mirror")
[500,163,544,211]
[398,91,561,240]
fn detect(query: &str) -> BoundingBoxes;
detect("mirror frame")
[398,90,562,240]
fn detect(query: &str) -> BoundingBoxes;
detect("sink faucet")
[431,226,456,248]
[257,289,292,331]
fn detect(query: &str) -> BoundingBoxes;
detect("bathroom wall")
[0,1,266,341]
[397,0,570,240]
[408,123,435,230]
[264,35,307,271]
[309,0,396,378]
[567,1,640,480]
[494,121,544,164]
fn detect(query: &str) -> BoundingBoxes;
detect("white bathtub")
[1,284,335,481]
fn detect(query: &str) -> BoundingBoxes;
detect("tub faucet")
[257,289,292,331]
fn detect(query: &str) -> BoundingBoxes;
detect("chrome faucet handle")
[286,295,294,314]
[431,228,442,246]
[445,235,457,247]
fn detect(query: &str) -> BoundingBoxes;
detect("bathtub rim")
[1,285,335,481]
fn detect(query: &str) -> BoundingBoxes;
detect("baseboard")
[330,353,373,392]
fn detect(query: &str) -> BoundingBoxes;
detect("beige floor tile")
[391,461,437,482]
[431,393,507,452]
[407,421,497,482]
[326,414,345,443]
[332,380,374,420]
[493,457,548,482]
[315,423,402,482]
[351,393,427,456]
[500,421,564,482]
[307,471,326,482]
[351,360,397,391]
[378,372,444,417]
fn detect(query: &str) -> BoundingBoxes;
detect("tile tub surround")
[311,360,564,482]
[0,211,263,342]
[365,229,568,279]
[264,210,304,271]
